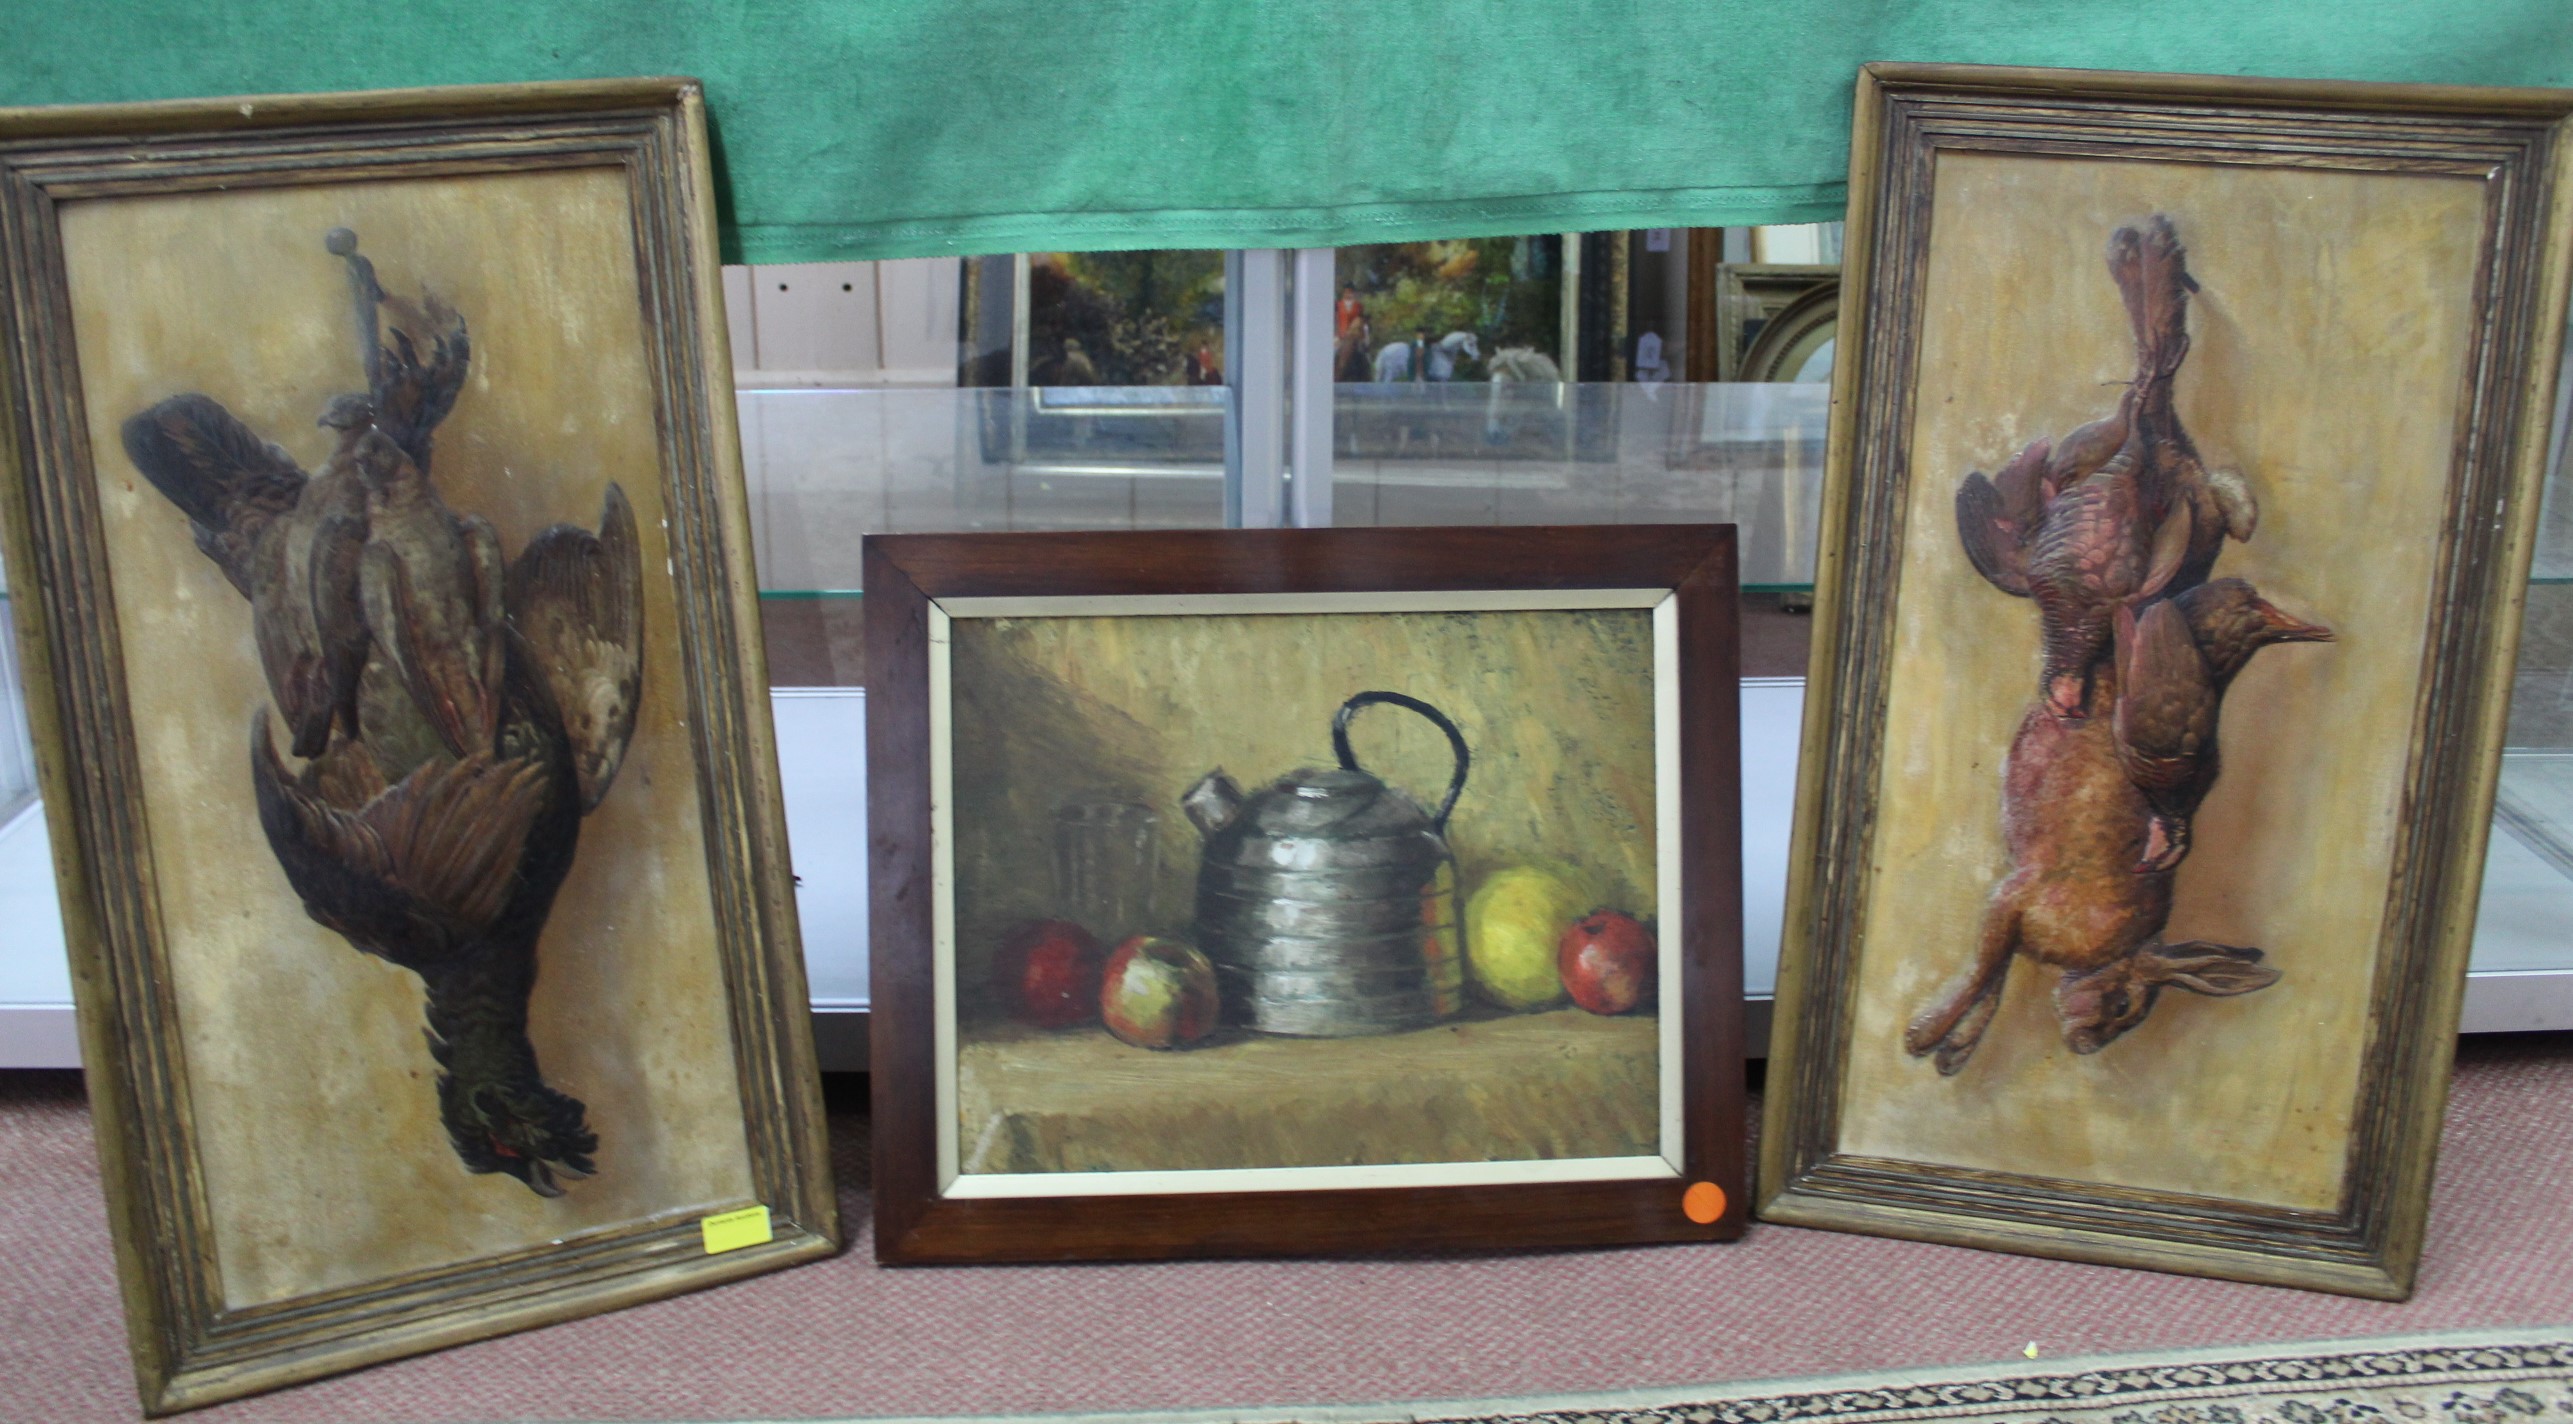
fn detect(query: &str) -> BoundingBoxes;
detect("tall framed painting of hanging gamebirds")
[0,80,834,1411]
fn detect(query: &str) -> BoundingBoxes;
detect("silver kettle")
[1181,691,1469,1038]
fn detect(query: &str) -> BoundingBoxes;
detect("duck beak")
[2259,605,2334,643]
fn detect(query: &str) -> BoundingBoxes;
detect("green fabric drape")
[6,2,2569,263]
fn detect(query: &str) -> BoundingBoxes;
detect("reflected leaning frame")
[0,81,834,1411]
[867,526,1745,1264]
[1759,64,2573,1298]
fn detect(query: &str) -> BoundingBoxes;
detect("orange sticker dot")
[1682,1180,1726,1224]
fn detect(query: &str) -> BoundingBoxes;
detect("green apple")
[1465,863,1589,1010]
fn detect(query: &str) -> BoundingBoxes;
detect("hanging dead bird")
[354,429,508,760]
[122,393,378,758]
[506,483,645,811]
[249,713,597,1194]
[1955,214,2252,719]
[2021,437,2193,719]
[127,226,648,1195]
[2112,578,2333,873]
[1954,223,2168,601]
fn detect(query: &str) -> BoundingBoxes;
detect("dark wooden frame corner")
[867,526,1745,1265]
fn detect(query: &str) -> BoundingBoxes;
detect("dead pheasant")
[128,229,643,1195]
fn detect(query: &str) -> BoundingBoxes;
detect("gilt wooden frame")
[0,80,836,1412]
[1758,64,2573,1299]
[868,526,1745,1264]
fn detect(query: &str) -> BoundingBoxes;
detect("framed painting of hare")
[0,81,833,1412]
[1758,64,2573,1298]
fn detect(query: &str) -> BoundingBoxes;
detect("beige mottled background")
[1835,154,2487,1210]
[60,170,752,1308]
[949,608,1661,1170]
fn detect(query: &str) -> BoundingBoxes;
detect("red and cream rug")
[839,1331,2573,1424]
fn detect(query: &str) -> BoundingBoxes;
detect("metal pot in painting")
[1180,691,1468,1038]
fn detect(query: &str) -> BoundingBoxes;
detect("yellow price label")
[700,1204,773,1255]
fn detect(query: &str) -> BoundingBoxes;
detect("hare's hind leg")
[1906,877,2024,1073]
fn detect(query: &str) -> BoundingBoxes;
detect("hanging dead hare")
[1920,215,2335,1073]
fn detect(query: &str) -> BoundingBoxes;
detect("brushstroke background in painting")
[948,608,1660,1172]
[60,170,753,1308]
[1833,153,2487,1210]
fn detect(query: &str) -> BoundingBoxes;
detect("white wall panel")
[874,258,962,386]
[747,261,881,382]
[720,264,757,375]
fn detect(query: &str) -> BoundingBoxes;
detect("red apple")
[1099,935,1219,1049]
[1559,909,1656,1015]
[994,919,1103,1028]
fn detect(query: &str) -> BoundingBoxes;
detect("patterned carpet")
[0,1033,2568,1422]
[849,1328,2573,1421]
[835,1332,2573,1424]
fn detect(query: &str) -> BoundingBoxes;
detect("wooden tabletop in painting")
[957,1010,1660,1176]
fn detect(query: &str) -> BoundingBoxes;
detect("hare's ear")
[2145,941,2282,998]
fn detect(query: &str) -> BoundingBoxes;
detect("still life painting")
[0,82,832,1412]
[1759,64,2573,1300]
[868,526,1744,1264]
[948,610,1664,1176]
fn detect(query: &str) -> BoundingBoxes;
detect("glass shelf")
[738,383,1830,596]
[0,378,2567,1067]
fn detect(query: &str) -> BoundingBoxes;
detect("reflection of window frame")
[1736,277,1840,384]
[1706,263,1838,383]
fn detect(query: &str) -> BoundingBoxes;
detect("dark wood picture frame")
[0,81,836,1412]
[1759,64,2573,1299]
[868,526,1744,1264]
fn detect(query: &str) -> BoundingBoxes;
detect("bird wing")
[306,511,372,754]
[506,483,645,811]
[361,536,495,761]
[2136,499,2195,604]
[1954,471,2031,597]
[120,394,305,597]
[365,748,550,931]
[2202,465,2259,541]
[251,549,334,759]
[251,717,544,970]
[2111,599,2213,794]
[458,513,509,753]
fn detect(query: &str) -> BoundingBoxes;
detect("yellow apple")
[1464,863,1589,1010]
